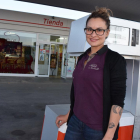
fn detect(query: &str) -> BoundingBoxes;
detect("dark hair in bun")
[86,7,113,30]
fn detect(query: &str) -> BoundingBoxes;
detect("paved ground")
[0,76,72,140]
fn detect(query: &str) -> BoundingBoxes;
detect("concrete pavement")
[0,76,72,140]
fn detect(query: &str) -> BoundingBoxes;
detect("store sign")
[44,18,63,27]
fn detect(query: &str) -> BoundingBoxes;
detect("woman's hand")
[55,114,68,128]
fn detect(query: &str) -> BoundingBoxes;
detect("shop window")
[0,30,36,74]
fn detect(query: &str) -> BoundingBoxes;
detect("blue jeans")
[64,114,104,140]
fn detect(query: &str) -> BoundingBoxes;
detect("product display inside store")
[50,44,63,76]
[0,30,36,74]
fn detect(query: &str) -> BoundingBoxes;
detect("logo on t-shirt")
[88,64,99,70]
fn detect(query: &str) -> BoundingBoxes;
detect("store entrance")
[36,42,67,78]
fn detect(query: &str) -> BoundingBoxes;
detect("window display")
[0,30,36,74]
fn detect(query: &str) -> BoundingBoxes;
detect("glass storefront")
[0,30,36,74]
[0,30,68,77]
[38,33,68,77]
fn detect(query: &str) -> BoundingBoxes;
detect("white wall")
[0,9,74,36]
[67,15,140,56]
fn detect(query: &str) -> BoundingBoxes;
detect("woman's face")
[86,18,110,48]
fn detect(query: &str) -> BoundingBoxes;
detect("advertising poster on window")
[67,58,75,75]
[39,54,44,61]
[46,50,49,54]
[40,49,45,54]
[107,25,130,46]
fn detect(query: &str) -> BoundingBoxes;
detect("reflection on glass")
[0,30,36,74]
[38,34,50,42]
[64,37,68,44]
[50,36,64,43]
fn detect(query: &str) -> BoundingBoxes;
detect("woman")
[56,7,126,140]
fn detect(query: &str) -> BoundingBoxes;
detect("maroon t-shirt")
[73,46,108,130]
